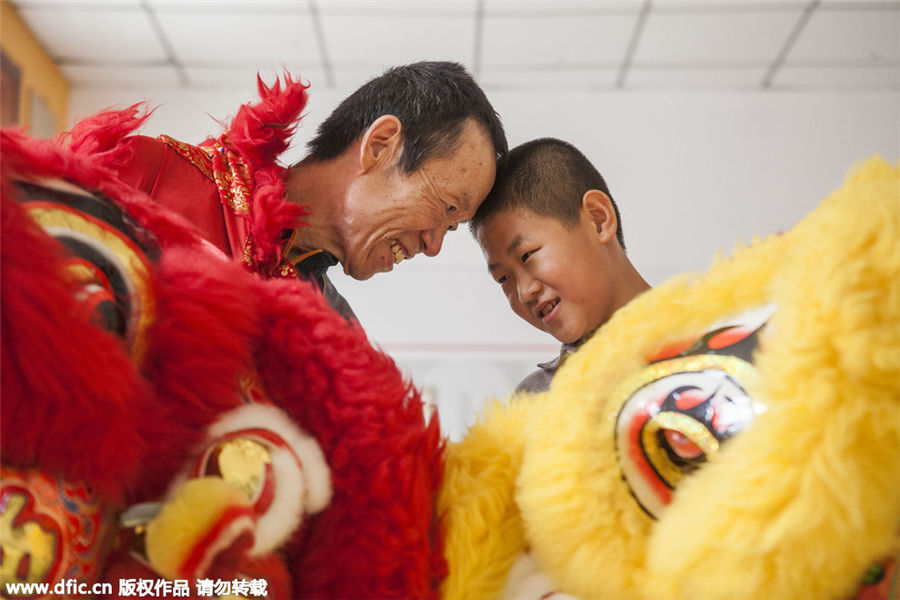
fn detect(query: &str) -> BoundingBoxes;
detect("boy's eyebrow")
[486,233,524,273]
[505,233,524,255]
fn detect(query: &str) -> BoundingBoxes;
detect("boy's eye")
[521,250,535,262]
[497,275,508,284]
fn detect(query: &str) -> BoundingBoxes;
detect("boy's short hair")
[470,137,625,250]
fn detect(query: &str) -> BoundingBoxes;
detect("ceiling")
[9,0,900,93]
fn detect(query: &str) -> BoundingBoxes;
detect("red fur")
[0,167,148,504]
[208,73,311,275]
[250,166,308,275]
[0,128,234,505]
[1,129,203,251]
[252,278,446,598]
[134,249,262,500]
[135,252,449,597]
[226,74,309,169]
[63,102,154,169]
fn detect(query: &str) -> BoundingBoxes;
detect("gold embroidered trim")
[278,261,298,278]
[162,135,297,279]
[159,134,252,216]
[159,135,214,181]
[241,235,254,268]
[276,229,305,279]
[208,136,252,216]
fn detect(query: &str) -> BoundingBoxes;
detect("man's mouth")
[389,239,408,264]
[538,299,560,319]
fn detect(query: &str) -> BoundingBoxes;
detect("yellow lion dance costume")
[439,156,900,600]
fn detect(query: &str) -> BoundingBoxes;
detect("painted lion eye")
[614,365,760,519]
[17,180,159,362]
[613,306,774,518]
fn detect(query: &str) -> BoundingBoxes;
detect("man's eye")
[497,275,508,284]
[447,204,457,214]
[447,223,458,232]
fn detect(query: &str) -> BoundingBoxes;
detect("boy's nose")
[517,275,540,303]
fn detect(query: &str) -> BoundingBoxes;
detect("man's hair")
[470,137,625,250]
[306,61,507,173]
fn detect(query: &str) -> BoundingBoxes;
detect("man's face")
[340,120,496,280]
[478,206,618,345]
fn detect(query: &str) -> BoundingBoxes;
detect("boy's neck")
[579,259,651,345]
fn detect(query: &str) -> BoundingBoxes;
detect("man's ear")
[359,115,403,173]
[582,189,618,244]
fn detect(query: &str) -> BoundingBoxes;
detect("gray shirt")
[514,341,582,394]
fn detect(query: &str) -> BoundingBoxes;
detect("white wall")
[69,82,899,439]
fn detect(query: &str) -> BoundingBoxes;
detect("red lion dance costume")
[1,76,444,599]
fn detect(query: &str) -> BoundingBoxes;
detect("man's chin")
[343,262,388,281]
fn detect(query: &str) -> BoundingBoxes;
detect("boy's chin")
[552,330,585,346]
[554,326,595,347]
[538,315,587,345]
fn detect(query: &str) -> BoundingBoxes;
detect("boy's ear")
[582,189,618,244]
[359,115,403,173]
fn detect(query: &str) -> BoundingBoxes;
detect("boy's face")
[478,202,619,345]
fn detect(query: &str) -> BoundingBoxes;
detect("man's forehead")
[458,191,481,218]
[445,168,494,215]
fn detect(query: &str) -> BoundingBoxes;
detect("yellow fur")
[646,156,900,600]
[146,477,251,579]
[440,156,900,599]
[439,397,536,599]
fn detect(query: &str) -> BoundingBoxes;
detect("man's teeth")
[390,240,406,264]
[540,299,559,317]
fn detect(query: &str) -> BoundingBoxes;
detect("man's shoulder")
[321,274,358,322]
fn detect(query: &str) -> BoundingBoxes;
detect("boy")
[471,138,651,393]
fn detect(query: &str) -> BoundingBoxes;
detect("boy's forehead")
[478,206,543,267]
[478,207,527,248]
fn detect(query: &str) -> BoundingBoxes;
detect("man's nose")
[420,228,446,257]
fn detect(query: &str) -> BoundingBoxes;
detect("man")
[97,61,507,317]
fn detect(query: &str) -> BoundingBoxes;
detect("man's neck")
[283,156,351,258]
